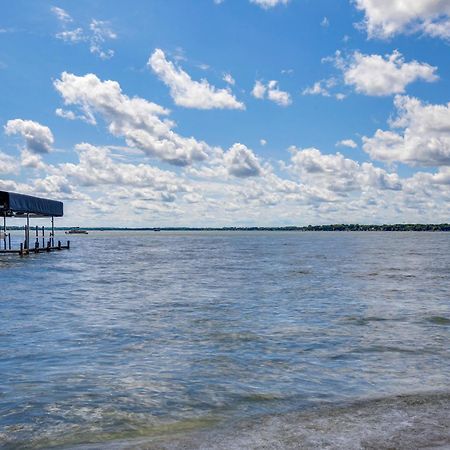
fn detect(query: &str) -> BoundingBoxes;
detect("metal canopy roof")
[0,191,63,217]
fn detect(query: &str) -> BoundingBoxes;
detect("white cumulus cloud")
[4,119,54,154]
[354,0,450,40]
[363,95,450,166]
[336,139,358,148]
[21,149,47,170]
[289,147,402,194]
[252,80,292,106]
[0,151,19,174]
[148,49,245,110]
[62,143,187,198]
[54,72,210,166]
[224,143,263,177]
[302,78,343,99]
[341,50,438,96]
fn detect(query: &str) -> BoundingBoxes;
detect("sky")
[1,0,450,227]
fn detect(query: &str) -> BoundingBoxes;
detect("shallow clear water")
[1,231,449,448]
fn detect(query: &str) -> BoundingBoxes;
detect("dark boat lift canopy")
[0,191,63,217]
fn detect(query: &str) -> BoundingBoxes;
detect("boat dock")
[0,190,70,256]
[0,240,70,255]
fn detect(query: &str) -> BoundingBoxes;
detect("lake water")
[1,231,449,449]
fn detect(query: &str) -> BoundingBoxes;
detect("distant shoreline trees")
[5,224,450,232]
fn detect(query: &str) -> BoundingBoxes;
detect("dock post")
[58,240,61,250]
[34,240,39,253]
[8,232,11,250]
[3,212,6,250]
[20,242,23,256]
[67,240,70,250]
[42,226,45,248]
[51,216,54,247]
[25,214,30,250]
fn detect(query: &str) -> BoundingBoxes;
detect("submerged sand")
[67,392,450,450]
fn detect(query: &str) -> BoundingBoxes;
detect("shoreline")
[61,391,450,450]
[6,225,450,232]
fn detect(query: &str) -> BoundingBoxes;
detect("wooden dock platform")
[0,241,70,255]
[1,190,69,257]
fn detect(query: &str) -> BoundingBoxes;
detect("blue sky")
[1,0,450,226]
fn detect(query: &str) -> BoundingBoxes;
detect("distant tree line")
[293,223,450,232]
[5,224,450,232]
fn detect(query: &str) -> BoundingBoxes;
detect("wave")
[63,391,450,450]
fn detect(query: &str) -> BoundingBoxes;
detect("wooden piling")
[2,212,6,251]
[26,214,30,250]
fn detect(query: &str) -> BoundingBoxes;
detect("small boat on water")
[65,227,88,235]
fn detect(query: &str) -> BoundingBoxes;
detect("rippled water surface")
[1,231,449,448]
